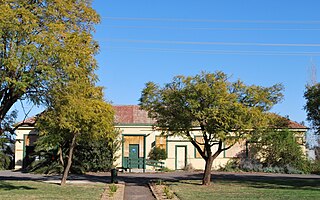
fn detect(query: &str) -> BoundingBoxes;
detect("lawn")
[0,180,106,200]
[169,176,320,200]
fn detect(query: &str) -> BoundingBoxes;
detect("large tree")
[304,83,320,134]
[140,71,283,185]
[36,79,115,186]
[0,0,99,134]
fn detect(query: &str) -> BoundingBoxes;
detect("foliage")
[220,158,306,174]
[183,163,194,171]
[36,80,115,185]
[0,132,14,169]
[0,148,12,170]
[108,184,118,197]
[160,167,174,172]
[0,0,100,133]
[73,136,120,173]
[148,147,167,161]
[0,110,16,169]
[29,135,120,174]
[309,160,320,174]
[140,71,283,185]
[163,186,174,199]
[251,129,307,170]
[220,129,311,174]
[304,83,320,134]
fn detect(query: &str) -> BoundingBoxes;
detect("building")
[14,105,308,170]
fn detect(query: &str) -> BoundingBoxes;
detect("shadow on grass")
[178,173,320,192]
[0,182,36,191]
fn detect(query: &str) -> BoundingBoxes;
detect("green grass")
[169,178,320,200]
[0,181,105,200]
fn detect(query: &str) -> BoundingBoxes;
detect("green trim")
[144,135,146,172]
[121,134,147,170]
[175,145,187,170]
[116,123,153,127]
[22,134,27,169]
[121,135,124,168]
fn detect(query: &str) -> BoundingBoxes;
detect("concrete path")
[124,183,155,200]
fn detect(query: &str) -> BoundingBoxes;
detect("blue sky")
[91,0,320,125]
[13,1,320,129]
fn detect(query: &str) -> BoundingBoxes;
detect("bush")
[220,158,306,174]
[29,136,120,174]
[183,163,194,171]
[148,147,167,161]
[160,167,173,172]
[250,129,308,172]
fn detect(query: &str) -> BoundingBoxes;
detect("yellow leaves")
[38,79,115,142]
[141,71,284,145]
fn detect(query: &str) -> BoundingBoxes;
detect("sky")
[13,1,320,130]
[90,0,320,126]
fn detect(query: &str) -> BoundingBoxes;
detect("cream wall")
[15,124,308,171]
[116,126,238,170]
[14,127,37,170]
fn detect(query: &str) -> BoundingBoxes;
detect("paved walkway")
[124,183,155,200]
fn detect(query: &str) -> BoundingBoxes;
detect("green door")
[129,144,139,168]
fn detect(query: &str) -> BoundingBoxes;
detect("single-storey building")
[14,105,308,171]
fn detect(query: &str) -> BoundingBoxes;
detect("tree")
[304,83,320,134]
[140,71,283,185]
[0,0,99,134]
[29,132,120,174]
[36,80,115,186]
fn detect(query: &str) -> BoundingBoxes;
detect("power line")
[110,25,320,31]
[102,39,320,47]
[98,25,320,31]
[102,17,320,24]
[104,46,320,56]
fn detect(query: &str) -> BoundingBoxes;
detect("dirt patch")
[149,182,179,200]
[101,183,125,200]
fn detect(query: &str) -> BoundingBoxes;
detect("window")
[155,136,166,150]
[194,136,205,158]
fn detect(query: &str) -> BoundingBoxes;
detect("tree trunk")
[202,156,214,185]
[61,133,78,186]
[58,146,64,167]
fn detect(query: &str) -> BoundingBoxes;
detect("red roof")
[287,120,308,129]
[16,116,37,126]
[16,105,307,129]
[113,105,154,124]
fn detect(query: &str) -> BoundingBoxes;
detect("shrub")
[250,129,308,172]
[109,184,118,197]
[183,163,194,171]
[29,136,120,174]
[160,167,173,172]
[148,147,167,161]
[163,186,174,199]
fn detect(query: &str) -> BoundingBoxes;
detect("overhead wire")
[102,39,320,47]
[103,46,320,56]
[102,17,320,24]
[98,25,320,31]
[98,17,320,56]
